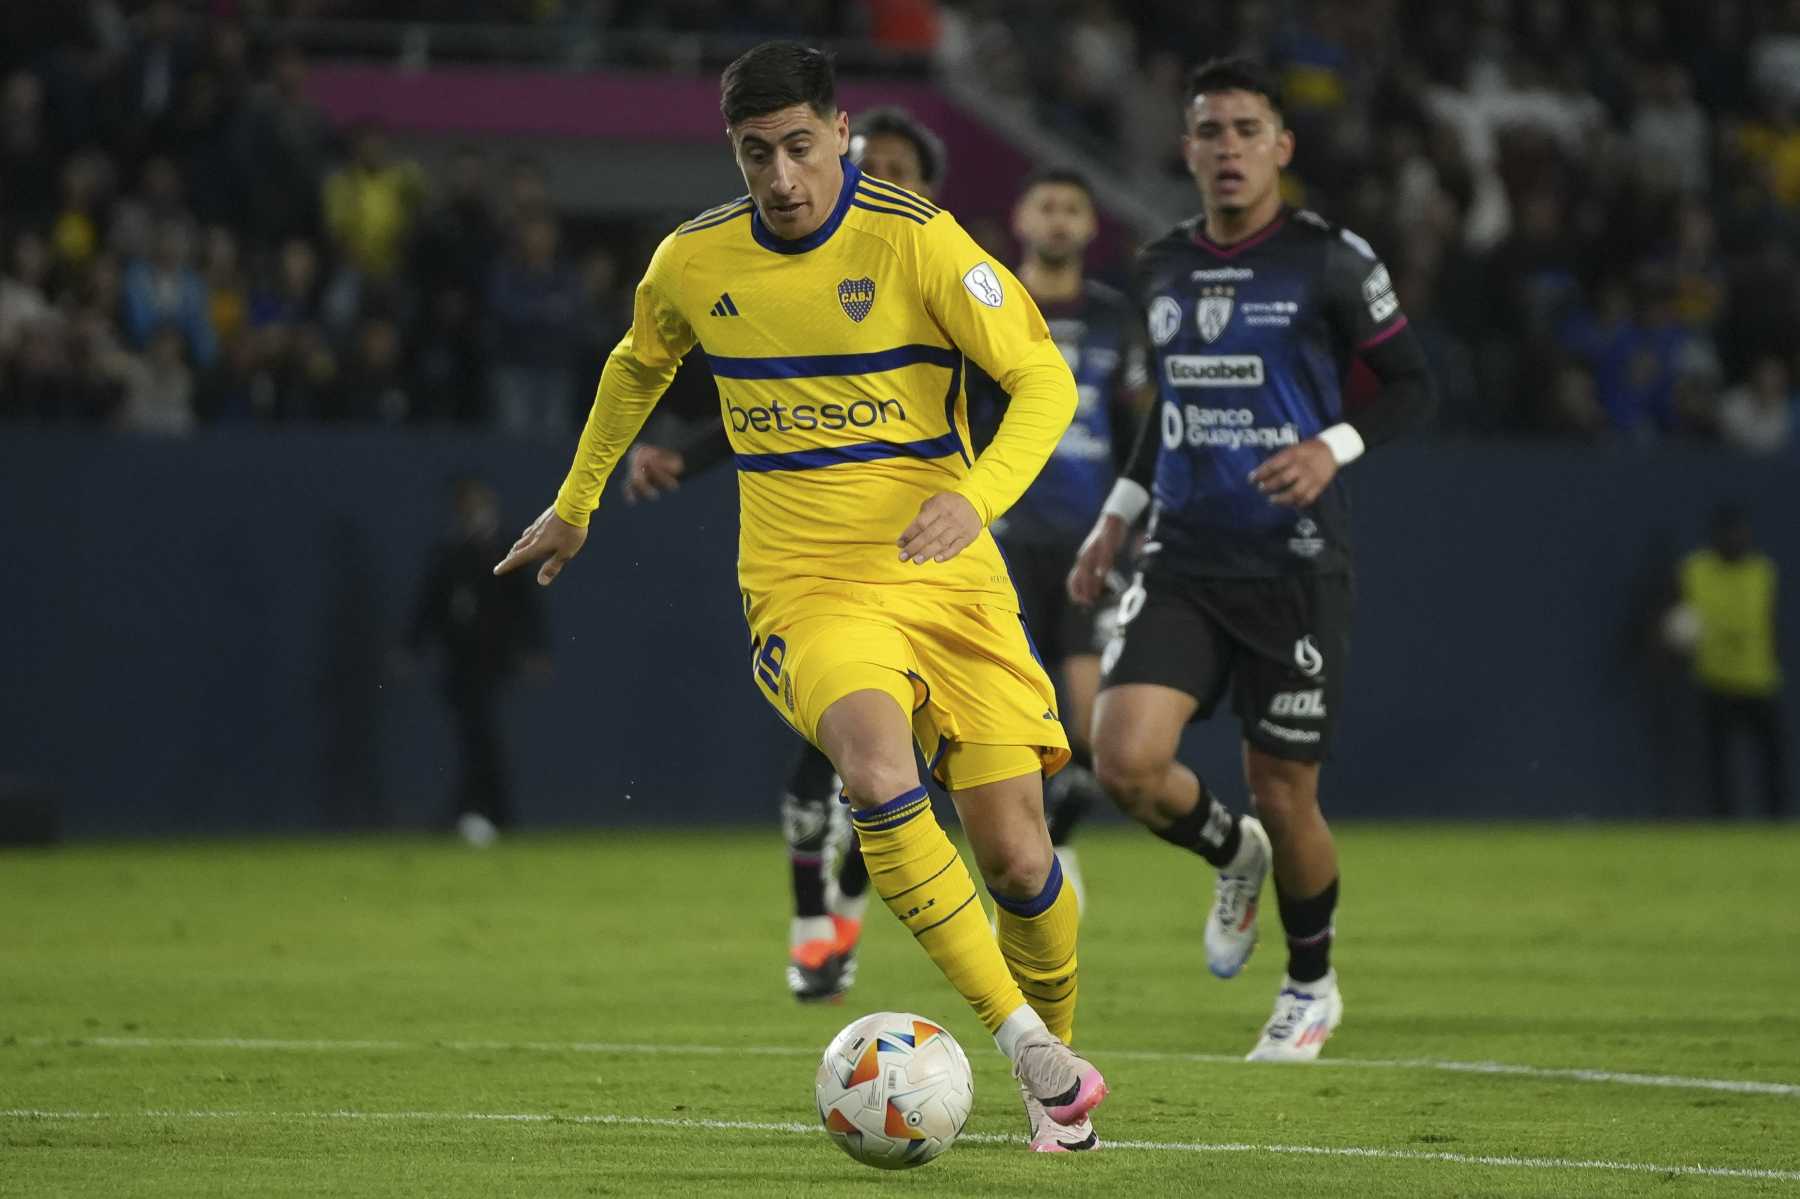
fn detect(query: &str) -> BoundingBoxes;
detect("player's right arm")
[495,232,696,584]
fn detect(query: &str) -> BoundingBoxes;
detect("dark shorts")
[1002,538,1111,665]
[1100,569,1353,762]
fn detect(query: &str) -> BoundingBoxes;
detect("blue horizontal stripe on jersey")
[734,432,965,472]
[859,176,941,214]
[677,202,754,235]
[851,198,928,225]
[705,343,959,379]
[855,184,936,220]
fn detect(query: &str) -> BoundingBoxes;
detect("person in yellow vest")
[1667,504,1788,818]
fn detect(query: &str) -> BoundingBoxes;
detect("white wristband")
[1100,479,1151,525]
[1317,423,1365,467]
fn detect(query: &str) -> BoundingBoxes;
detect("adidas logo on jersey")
[709,293,741,317]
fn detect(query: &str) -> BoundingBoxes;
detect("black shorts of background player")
[1068,58,1435,1060]
[617,107,950,1002]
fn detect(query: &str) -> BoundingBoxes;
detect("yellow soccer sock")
[852,786,1025,1034]
[993,856,1080,1044]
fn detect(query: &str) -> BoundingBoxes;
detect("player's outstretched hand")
[493,505,588,586]
[622,444,687,504]
[899,492,982,565]
[1250,439,1338,508]
[1067,514,1127,606]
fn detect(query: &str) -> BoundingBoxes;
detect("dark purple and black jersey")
[978,280,1147,545]
[1130,207,1410,578]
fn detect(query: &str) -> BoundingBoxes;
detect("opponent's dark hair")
[1186,56,1285,121]
[852,106,948,188]
[720,41,837,126]
[1018,165,1095,204]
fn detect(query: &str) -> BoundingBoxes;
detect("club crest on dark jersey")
[1197,286,1234,342]
[837,276,876,323]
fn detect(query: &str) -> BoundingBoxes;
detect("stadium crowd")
[1,0,1797,451]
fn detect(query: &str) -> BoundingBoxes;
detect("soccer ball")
[814,1011,974,1169]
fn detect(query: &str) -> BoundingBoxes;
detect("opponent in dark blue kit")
[969,167,1149,912]
[1068,59,1434,1060]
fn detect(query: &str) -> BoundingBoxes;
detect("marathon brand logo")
[1160,399,1299,451]
[1269,689,1327,718]
[1257,719,1322,745]
[1191,267,1255,282]
[1165,355,1265,388]
[728,397,907,433]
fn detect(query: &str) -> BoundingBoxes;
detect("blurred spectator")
[1,71,59,225]
[117,325,196,435]
[51,150,112,278]
[1666,505,1790,819]
[488,211,581,437]
[110,154,190,263]
[405,476,549,845]
[0,230,60,360]
[204,226,248,349]
[337,314,413,424]
[413,147,500,308]
[238,43,330,245]
[122,218,216,369]
[1717,354,1796,453]
[323,122,426,285]
[122,0,196,155]
[1630,63,1710,195]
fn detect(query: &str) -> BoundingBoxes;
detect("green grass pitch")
[3,823,1798,1196]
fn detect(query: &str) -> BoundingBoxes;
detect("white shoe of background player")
[1204,815,1270,978]
[1246,971,1343,1061]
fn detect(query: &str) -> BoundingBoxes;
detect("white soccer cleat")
[1246,971,1344,1061]
[1204,816,1270,978]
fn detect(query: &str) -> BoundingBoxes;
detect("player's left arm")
[900,216,1077,564]
[1251,232,1438,508]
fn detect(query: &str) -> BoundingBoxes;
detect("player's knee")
[832,747,920,810]
[1246,757,1319,831]
[977,839,1055,901]
[1092,741,1165,819]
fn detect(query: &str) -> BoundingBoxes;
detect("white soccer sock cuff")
[994,1003,1051,1061]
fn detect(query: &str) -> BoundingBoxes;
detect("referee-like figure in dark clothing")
[408,477,549,845]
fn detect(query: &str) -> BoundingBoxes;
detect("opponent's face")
[1013,182,1095,267]
[731,104,850,239]
[1183,89,1293,215]
[854,132,934,199]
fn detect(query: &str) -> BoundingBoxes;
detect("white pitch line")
[2,1107,1797,1183]
[14,1034,1798,1099]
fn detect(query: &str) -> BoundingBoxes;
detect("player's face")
[854,132,934,199]
[730,104,851,240]
[1012,182,1095,268]
[1183,89,1293,215]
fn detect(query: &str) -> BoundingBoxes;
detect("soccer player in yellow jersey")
[494,42,1109,1152]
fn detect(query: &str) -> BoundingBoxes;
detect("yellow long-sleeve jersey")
[554,158,1078,620]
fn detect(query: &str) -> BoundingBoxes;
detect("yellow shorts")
[747,587,1071,792]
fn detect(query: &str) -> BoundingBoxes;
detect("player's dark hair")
[1019,165,1095,204]
[1186,56,1285,122]
[852,106,948,188]
[720,41,837,127]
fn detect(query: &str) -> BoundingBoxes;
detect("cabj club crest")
[838,276,876,322]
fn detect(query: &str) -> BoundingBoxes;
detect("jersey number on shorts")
[754,635,788,696]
